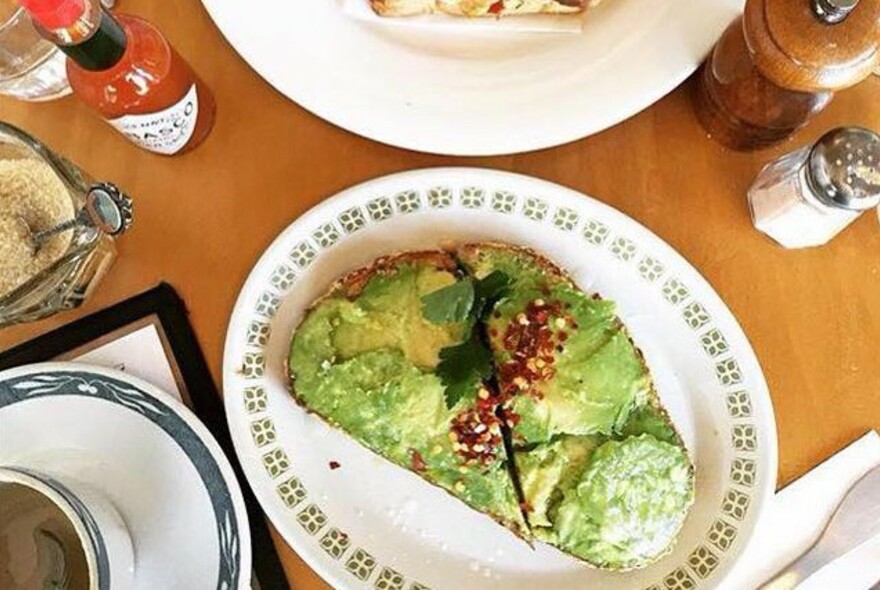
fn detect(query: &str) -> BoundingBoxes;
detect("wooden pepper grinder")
[695,0,880,151]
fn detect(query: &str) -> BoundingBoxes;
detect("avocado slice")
[288,253,529,538]
[457,243,694,569]
[514,435,600,529]
[620,401,682,446]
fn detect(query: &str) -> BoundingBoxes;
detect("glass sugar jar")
[0,121,132,327]
[748,127,880,248]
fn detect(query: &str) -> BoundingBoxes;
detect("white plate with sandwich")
[199,0,741,156]
[223,168,776,589]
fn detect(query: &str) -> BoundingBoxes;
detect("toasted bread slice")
[370,0,586,17]
[457,242,694,570]
[288,251,530,539]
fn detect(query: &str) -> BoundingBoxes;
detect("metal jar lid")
[86,182,133,236]
[807,127,880,211]
[813,0,860,24]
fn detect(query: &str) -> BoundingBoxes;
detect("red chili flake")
[446,297,573,462]
[496,299,569,401]
[329,461,341,470]
[500,406,521,427]
[450,387,505,466]
[488,0,504,14]
[520,501,534,513]
[503,330,521,352]
[410,450,427,473]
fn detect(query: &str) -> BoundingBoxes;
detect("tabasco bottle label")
[107,84,199,155]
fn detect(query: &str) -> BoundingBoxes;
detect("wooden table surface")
[1,1,879,587]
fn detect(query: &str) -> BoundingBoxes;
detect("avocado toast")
[288,244,694,570]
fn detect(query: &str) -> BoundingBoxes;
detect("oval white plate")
[0,363,251,590]
[199,0,742,156]
[223,168,776,590]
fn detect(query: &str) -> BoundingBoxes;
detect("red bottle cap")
[19,0,87,30]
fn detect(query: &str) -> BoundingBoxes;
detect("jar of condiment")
[0,121,132,327]
[695,0,880,151]
[748,127,880,248]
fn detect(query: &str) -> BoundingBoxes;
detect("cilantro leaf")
[421,271,511,326]
[436,333,493,408]
[423,270,512,408]
[421,279,475,324]
[472,271,512,320]
[475,270,512,301]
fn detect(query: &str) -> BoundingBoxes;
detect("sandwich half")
[457,243,694,570]
[287,252,529,538]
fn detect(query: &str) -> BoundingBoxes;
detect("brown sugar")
[0,159,74,298]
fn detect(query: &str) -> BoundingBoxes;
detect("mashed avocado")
[552,434,694,569]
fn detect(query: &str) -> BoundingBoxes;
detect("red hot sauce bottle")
[20,0,215,155]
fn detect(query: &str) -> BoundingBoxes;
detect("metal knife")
[760,463,880,589]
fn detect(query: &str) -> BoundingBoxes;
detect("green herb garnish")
[421,271,511,408]
[420,271,511,326]
[472,271,512,320]
[435,333,494,408]
[420,279,475,324]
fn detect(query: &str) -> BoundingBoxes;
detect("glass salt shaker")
[748,127,880,249]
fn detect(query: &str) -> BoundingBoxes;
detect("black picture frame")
[0,283,289,590]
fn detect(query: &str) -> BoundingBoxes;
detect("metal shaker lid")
[813,0,860,24]
[86,182,133,236]
[807,127,880,211]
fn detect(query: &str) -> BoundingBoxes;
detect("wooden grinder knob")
[744,0,880,92]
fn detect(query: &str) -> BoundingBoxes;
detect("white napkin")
[340,0,585,34]
[722,431,880,590]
